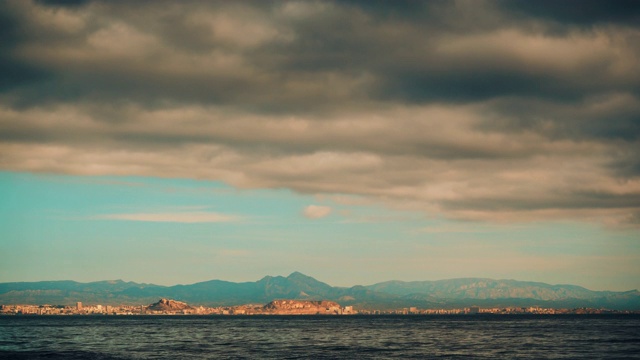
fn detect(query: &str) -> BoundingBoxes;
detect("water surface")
[1,315,639,359]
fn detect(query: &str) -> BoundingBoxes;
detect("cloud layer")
[1,0,639,226]
[303,205,332,219]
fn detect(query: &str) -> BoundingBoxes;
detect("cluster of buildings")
[1,302,635,316]
[5,303,94,315]
[357,306,477,315]
[1,302,156,316]
[357,306,634,315]
[0,300,356,316]
[0,303,256,316]
[475,307,635,315]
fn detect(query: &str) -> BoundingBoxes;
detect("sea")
[1,315,639,359]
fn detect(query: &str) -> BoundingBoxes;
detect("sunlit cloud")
[303,205,332,219]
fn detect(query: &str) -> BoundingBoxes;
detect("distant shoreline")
[3,301,639,316]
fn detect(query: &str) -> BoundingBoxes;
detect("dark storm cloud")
[501,0,640,26]
[0,3,51,92]
[480,95,640,141]
[610,156,640,178]
[375,71,582,103]
[35,0,92,7]
[0,0,639,225]
[2,0,638,109]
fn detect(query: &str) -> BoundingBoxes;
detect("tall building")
[76,302,83,311]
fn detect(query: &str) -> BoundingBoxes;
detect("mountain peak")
[287,271,309,279]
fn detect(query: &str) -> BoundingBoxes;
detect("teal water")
[1,315,639,359]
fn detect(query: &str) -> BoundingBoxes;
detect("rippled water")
[1,315,639,359]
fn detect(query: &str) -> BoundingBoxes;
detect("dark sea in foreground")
[1,315,639,359]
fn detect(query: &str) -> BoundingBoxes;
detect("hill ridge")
[1,273,638,310]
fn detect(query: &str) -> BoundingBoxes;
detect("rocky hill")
[147,298,192,311]
[263,300,342,315]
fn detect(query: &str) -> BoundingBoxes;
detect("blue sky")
[1,171,638,291]
[0,1,639,291]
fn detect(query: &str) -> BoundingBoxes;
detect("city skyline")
[1,1,639,292]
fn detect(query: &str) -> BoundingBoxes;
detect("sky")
[0,0,639,291]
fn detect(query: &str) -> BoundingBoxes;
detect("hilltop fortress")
[263,300,345,315]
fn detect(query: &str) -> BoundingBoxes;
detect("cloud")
[500,0,640,26]
[95,211,239,223]
[0,0,639,226]
[303,205,332,219]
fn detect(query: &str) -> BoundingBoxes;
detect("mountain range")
[1,272,639,310]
